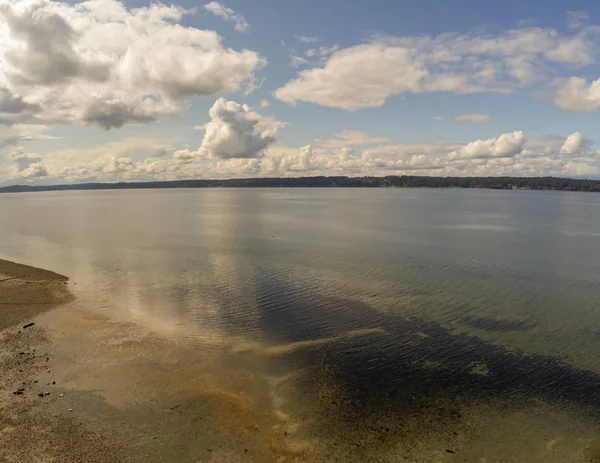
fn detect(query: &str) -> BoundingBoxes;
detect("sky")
[2,0,600,185]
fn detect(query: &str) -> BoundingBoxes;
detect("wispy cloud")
[453,114,493,123]
[296,35,319,43]
[204,2,249,32]
[567,10,589,29]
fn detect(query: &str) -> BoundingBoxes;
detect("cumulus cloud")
[19,162,48,178]
[59,165,95,182]
[103,156,135,174]
[448,131,526,160]
[0,137,189,185]
[278,144,314,171]
[6,150,49,179]
[171,129,600,179]
[560,132,586,154]
[3,128,599,186]
[196,98,284,159]
[0,0,264,129]
[275,22,600,110]
[172,149,196,164]
[453,114,493,123]
[36,137,177,183]
[554,77,600,113]
[336,148,353,162]
[204,2,249,32]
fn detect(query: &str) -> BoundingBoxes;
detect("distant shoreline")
[2,175,600,194]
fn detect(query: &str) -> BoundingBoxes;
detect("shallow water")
[2,188,600,461]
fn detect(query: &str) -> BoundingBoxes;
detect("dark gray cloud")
[82,101,157,130]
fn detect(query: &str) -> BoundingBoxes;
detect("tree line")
[3,176,600,193]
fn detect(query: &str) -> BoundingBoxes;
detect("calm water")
[3,188,600,461]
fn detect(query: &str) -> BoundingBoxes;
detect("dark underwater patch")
[461,316,536,332]
[253,277,600,422]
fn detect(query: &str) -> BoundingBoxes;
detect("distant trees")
[3,175,600,194]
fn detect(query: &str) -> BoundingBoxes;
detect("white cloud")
[296,36,319,44]
[155,130,600,180]
[41,137,177,179]
[275,43,427,110]
[172,149,196,164]
[59,165,95,182]
[204,2,249,32]
[290,55,310,68]
[319,45,340,57]
[453,114,493,123]
[6,150,48,179]
[195,98,284,159]
[259,99,271,108]
[0,0,264,129]
[278,144,314,171]
[193,123,210,131]
[285,37,338,71]
[554,77,600,113]
[335,148,353,162]
[4,129,600,186]
[560,132,585,154]
[288,44,340,69]
[0,137,190,185]
[19,162,48,179]
[448,131,526,160]
[275,23,600,110]
[103,156,135,174]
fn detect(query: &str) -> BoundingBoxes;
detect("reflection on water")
[3,188,600,460]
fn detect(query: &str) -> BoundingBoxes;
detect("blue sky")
[1,0,600,184]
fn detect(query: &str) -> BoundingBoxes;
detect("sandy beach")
[0,259,138,462]
[0,260,73,331]
[0,259,310,463]
[0,260,272,462]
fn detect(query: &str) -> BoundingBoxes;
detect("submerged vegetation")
[3,175,600,193]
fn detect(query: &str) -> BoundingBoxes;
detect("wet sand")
[0,259,288,462]
[0,259,136,462]
[3,258,600,462]
[0,259,73,331]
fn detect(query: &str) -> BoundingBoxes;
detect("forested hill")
[2,176,600,193]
